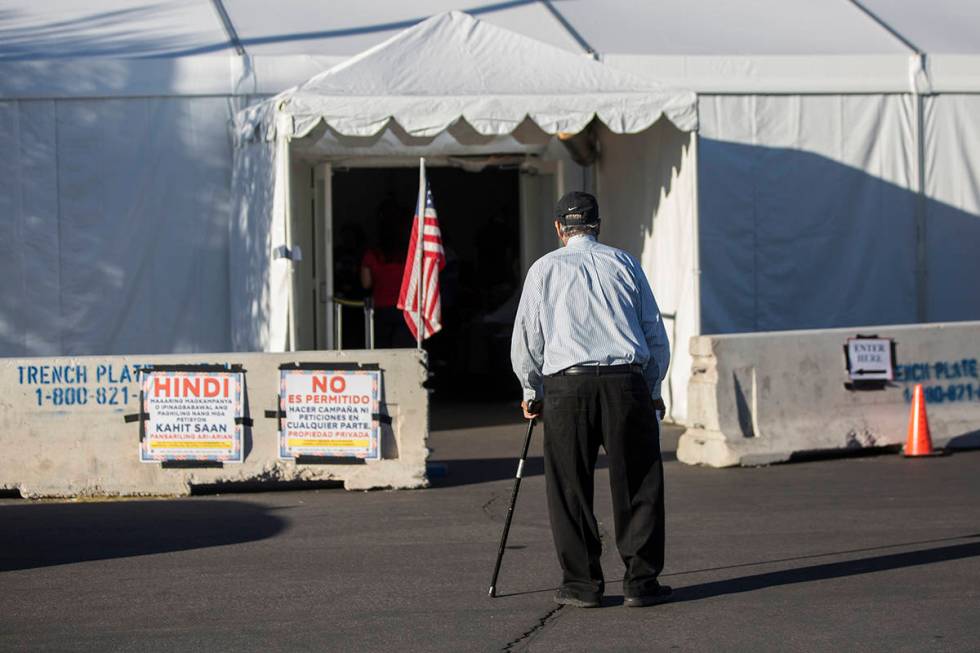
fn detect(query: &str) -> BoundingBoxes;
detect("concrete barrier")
[0,350,428,497]
[678,321,980,467]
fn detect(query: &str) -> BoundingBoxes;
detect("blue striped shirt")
[511,234,670,402]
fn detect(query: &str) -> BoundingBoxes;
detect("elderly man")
[511,191,671,609]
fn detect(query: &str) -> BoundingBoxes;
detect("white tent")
[237,11,696,139]
[231,10,696,358]
[3,1,980,422]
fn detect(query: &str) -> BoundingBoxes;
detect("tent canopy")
[236,11,697,143]
[5,0,979,60]
[4,2,980,97]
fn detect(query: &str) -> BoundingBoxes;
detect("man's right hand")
[522,400,542,420]
[652,397,666,421]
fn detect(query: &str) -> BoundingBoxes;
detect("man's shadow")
[497,534,980,602]
[668,534,980,604]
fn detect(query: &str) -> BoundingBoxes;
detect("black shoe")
[623,584,672,608]
[553,587,601,608]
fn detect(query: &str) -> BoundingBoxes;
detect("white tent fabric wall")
[597,121,698,423]
[923,94,980,322]
[0,100,60,354]
[229,137,277,352]
[0,97,234,356]
[697,94,919,334]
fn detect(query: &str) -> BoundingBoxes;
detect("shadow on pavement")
[0,500,287,572]
[946,430,980,450]
[429,456,548,488]
[495,534,980,600]
[671,534,980,603]
[661,533,980,579]
[430,450,675,488]
[430,401,525,432]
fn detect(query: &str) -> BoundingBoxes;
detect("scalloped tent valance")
[236,10,697,142]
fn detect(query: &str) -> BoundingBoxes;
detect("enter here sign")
[846,337,895,381]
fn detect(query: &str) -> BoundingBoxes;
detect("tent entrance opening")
[330,166,523,400]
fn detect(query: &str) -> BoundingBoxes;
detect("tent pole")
[691,131,702,336]
[911,54,929,324]
[318,163,334,350]
[283,133,297,352]
[273,109,297,353]
[914,90,927,324]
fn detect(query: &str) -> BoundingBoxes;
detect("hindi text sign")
[141,371,243,463]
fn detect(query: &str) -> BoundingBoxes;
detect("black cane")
[488,415,537,598]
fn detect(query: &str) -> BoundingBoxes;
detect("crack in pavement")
[502,604,565,652]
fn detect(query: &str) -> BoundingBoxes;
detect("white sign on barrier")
[846,338,894,381]
[279,369,381,460]
[140,371,243,463]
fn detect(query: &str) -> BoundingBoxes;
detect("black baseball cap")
[555,191,599,226]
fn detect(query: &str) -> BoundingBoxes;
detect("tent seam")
[53,100,64,354]
[750,96,759,331]
[14,101,26,352]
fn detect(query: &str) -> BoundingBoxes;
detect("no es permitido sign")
[279,369,381,460]
[140,371,243,463]
[845,337,895,381]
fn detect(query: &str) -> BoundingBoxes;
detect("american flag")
[397,160,446,342]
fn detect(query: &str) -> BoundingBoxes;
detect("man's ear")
[554,221,563,242]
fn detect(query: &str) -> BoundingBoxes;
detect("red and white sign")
[140,371,243,463]
[279,369,381,460]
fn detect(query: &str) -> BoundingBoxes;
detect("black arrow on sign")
[854,369,887,375]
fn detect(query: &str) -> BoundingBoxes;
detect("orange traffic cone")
[903,384,942,457]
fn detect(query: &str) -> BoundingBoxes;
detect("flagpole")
[415,157,425,350]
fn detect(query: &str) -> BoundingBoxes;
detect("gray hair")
[560,223,600,238]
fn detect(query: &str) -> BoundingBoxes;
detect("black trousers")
[542,371,665,597]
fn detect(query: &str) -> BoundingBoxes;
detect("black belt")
[554,364,642,376]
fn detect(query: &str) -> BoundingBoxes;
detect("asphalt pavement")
[1,401,978,652]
